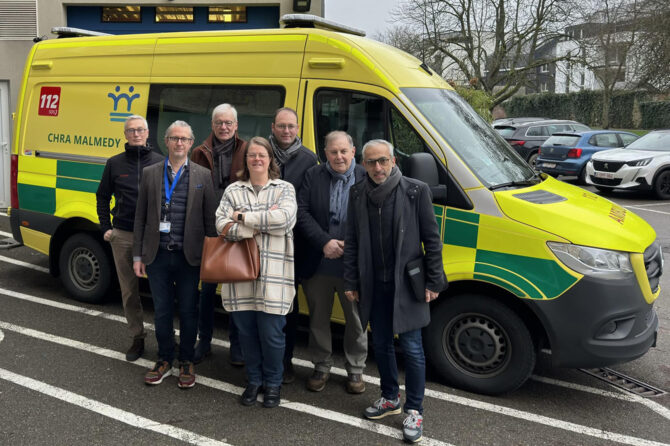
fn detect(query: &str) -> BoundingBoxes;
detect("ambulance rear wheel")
[425,294,536,395]
[59,233,112,304]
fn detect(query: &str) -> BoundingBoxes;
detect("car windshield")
[402,88,536,187]
[626,132,670,152]
[543,135,580,147]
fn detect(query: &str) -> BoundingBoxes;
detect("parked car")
[491,117,547,126]
[494,119,590,167]
[586,129,670,199]
[536,130,639,184]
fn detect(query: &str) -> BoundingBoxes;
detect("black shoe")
[241,384,261,406]
[125,338,144,362]
[282,362,295,384]
[193,341,212,365]
[263,386,281,408]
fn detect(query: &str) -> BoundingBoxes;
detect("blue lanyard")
[163,158,184,206]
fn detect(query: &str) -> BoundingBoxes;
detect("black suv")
[494,119,590,167]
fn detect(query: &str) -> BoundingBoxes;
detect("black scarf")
[269,134,302,167]
[366,166,402,206]
[212,136,236,190]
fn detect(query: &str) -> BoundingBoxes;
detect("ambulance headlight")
[547,242,633,279]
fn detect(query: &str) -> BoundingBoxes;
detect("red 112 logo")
[38,87,61,116]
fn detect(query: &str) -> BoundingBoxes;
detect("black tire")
[527,152,539,168]
[58,233,113,304]
[652,169,670,200]
[577,167,587,185]
[425,294,536,395]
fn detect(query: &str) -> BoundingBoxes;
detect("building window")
[540,64,549,73]
[102,6,141,23]
[539,82,548,92]
[208,6,247,23]
[155,6,194,23]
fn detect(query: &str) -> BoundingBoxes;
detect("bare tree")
[629,0,670,93]
[381,0,572,108]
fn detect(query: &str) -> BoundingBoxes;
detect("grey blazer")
[133,160,217,266]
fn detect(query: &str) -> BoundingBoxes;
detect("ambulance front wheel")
[59,233,113,304]
[425,294,536,395]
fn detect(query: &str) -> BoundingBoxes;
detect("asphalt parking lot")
[0,182,668,446]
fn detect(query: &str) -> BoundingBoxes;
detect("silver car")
[585,129,670,199]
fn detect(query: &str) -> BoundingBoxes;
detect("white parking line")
[0,320,452,446]
[0,254,49,273]
[625,205,670,216]
[0,230,11,237]
[0,212,8,217]
[0,367,232,446]
[625,203,670,208]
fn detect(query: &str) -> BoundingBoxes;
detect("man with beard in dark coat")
[344,139,447,443]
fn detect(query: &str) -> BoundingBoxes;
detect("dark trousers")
[370,281,426,414]
[232,311,286,387]
[146,248,200,364]
[198,282,243,361]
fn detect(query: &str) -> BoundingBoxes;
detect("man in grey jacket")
[344,139,447,443]
[133,120,217,389]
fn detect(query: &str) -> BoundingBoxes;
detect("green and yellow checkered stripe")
[435,205,579,300]
[17,157,104,216]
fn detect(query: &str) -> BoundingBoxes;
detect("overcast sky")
[324,0,403,39]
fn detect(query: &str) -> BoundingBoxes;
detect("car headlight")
[626,158,652,167]
[547,242,633,279]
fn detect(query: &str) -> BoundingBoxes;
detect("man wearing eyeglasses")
[96,115,163,362]
[343,139,447,443]
[269,107,317,383]
[133,120,217,389]
[190,103,246,366]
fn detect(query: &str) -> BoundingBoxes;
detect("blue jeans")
[370,281,426,414]
[198,282,243,362]
[232,311,286,387]
[146,249,200,364]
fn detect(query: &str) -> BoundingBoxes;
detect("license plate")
[594,171,615,179]
[542,163,556,168]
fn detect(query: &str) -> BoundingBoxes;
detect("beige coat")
[215,178,297,315]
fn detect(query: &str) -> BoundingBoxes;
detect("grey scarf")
[325,159,357,226]
[269,134,302,167]
[366,166,402,206]
[212,136,236,190]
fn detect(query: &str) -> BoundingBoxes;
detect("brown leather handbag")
[200,222,260,283]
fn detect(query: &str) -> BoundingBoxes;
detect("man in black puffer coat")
[96,115,164,362]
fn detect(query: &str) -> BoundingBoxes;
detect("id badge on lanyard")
[161,159,184,233]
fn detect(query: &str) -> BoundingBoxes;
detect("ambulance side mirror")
[406,153,448,204]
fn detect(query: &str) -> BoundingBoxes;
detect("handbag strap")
[221,221,235,237]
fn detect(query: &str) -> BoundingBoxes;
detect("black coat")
[343,176,447,334]
[280,145,318,280]
[297,162,366,280]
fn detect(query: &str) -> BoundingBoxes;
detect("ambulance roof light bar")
[280,14,366,37]
[51,27,111,38]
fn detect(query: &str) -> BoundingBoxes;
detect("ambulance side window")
[147,84,285,154]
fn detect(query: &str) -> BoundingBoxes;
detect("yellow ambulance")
[9,15,662,394]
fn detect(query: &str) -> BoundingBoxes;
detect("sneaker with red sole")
[144,360,172,385]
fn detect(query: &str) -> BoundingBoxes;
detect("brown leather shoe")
[346,373,366,394]
[306,370,329,392]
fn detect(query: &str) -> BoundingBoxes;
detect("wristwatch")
[237,213,244,221]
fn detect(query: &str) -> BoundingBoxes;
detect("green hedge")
[504,90,650,128]
[639,101,670,129]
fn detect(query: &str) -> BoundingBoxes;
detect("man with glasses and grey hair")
[343,139,447,443]
[191,103,246,366]
[133,121,217,389]
[96,115,163,362]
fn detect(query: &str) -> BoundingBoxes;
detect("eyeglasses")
[247,153,269,159]
[125,127,147,134]
[213,120,236,127]
[167,136,194,143]
[364,157,391,167]
[274,124,297,131]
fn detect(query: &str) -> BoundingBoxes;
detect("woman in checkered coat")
[215,136,297,409]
